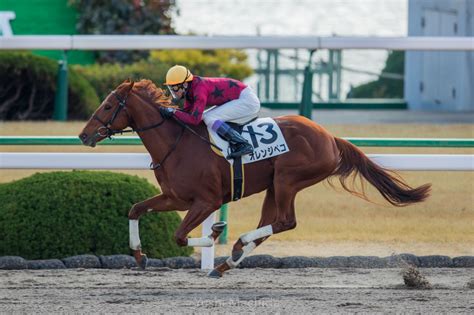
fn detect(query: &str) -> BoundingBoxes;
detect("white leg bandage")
[226,241,256,268]
[187,236,214,247]
[129,220,141,250]
[240,225,273,245]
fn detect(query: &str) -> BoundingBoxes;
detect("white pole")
[1,36,474,51]
[1,152,473,171]
[0,12,15,37]
[369,154,474,171]
[0,152,152,169]
[200,212,216,270]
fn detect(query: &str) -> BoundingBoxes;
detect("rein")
[171,116,222,152]
[94,89,222,169]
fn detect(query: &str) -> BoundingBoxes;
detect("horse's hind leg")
[209,151,338,278]
[269,163,336,237]
[209,187,279,278]
[210,163,335,277]
[174,200,223,247]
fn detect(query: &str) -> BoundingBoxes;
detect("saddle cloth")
[208,117,290,164]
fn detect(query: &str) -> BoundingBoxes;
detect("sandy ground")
[1,268,472,313]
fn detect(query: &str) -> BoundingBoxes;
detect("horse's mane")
[133,79,174,108]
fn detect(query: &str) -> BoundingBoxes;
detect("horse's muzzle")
[79,132,98,147]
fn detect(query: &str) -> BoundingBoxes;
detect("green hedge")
[149,49,253,81]
[0,171,192,260]
[74,60,170,101]
[0,52,99,120]
[75,49,253,101]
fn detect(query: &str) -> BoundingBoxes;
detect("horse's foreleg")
[217,191,296,274]
[128,194,181,269]
[128,194,179,220]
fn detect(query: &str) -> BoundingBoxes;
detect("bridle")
[93,91,129,137]
[92,90,169,138]
[92,89,181,169]
[91,88,221,169]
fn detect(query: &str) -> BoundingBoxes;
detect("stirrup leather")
[227,142,253,159]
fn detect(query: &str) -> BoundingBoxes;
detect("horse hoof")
[231,250,243,262]
[132,250,148,269]
[139,255,148,270]
[207,269,223,278]
[211,221,227,233]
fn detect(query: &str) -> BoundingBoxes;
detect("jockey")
[162,65,260,159]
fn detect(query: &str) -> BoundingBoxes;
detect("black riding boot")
[216,122,254,159]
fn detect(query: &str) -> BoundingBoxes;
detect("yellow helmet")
[165,65,193,86]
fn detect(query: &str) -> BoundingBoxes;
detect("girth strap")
[232,156,244,201]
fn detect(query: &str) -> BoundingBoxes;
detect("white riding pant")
[203,87,260,126]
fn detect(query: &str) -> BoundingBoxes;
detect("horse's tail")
[330,137,431,206]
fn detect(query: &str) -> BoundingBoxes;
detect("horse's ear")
[126,79,135,92]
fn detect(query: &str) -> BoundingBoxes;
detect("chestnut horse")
[79,80,431,277]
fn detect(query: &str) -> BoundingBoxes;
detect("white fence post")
[201,212,216,270]
[0,12,15,37]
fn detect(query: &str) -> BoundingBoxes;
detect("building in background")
[405,0,474,111]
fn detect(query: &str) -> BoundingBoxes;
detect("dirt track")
[1,268,472,313]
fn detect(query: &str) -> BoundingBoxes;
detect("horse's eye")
[104,104,112,110]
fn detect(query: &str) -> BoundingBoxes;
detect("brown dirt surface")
[1,268,472,313]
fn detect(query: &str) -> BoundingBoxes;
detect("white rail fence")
[1,152,473,269]
[1,35,473,51]
[1,152,473,171]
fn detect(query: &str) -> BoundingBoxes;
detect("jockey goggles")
[166,84,185,100]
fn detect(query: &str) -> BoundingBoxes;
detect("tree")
[69,0,176,63]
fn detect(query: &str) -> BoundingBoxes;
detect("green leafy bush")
[150,49,253,81]
[75,49,253,101]
[74,60,170,100]
[0,171,192,260]
[0,52,99,120]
